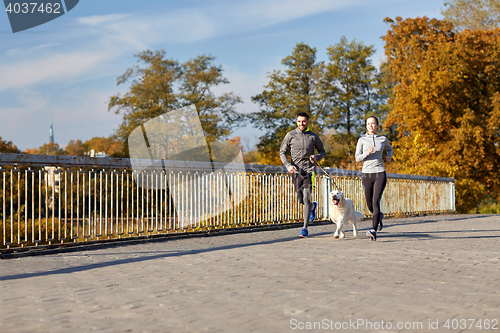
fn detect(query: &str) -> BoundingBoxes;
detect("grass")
[470,199,500,214]
[477,202,500,214]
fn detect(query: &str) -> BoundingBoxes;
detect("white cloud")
[0,0,383,150]
[74,11,218,47]
[0,0,359,92]
[74,0,357,46]
[223,0,353,28]
[0,52,114,92]
[76,13,130,26]
[5,43,60,57]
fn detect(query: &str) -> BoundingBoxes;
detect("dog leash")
[313,161,341,192]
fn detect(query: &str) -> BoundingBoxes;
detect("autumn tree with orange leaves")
[382,16,500,212]
[0,137,20,153]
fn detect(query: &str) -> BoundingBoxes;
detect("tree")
[83,137,124,157]
[371,61,397,142]
[325,36,379,135]
[442,0,500,30]
[25,142,64,155]
[321,37,390,170]
[109,50,244,157]
[250,40,389,167]
[62,137,124,157]
[383,16,500,212]
[0,137,20,153]
[243,149,261,164]
[250,43,328,164]
[64,140,86,156]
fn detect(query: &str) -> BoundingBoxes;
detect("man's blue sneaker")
[309,201,318,221]
[299,227,308,238]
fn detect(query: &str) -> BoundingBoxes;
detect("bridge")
[1,153,454,254]
[0,214,499,332]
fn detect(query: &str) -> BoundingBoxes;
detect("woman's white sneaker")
[366,229,377,241]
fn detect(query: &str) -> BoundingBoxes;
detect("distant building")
[84,149,109,158]
[49,117,54,144]
[42,166,61,211]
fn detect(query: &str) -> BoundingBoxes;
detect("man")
[280,112,326,237]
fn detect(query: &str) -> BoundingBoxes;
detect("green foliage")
[320,131,359,170]
[442,0,500,30]
[325,37,379,135]
[243,149,261,164]
[250,43,326,165]
[468,195,500,213]
[109,50,245,157]
[477,202,500,214]
[250,40,389,165]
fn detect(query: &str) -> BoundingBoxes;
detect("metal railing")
[0,153,455,250]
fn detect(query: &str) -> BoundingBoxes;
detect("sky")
[0,0,444,152]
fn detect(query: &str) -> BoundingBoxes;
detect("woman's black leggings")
[362,172,387,230]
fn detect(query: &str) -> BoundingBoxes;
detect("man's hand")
[288,166,297,174]
[367,147,374,154]
[309,155,317,164]
[386,156,392,163]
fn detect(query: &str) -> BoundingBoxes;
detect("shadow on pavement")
[0,231,333,282]
[380,214,498,229]
[2,216,498,281]
[377,228,500,243]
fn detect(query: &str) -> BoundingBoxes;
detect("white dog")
[329,190,365,239]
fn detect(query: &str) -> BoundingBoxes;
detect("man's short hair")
[296,112,310,120]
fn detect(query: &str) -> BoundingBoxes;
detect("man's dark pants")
[292,171,312,228]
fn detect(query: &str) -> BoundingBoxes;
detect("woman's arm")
[355,138,369,162]
[385,137,393,162]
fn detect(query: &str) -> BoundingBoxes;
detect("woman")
[355,116,393,241]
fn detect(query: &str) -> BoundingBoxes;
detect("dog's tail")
[355,211,365,221]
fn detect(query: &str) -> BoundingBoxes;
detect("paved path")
[1,214,499,333]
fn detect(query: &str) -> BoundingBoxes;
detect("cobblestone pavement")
[1,214,499,333]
